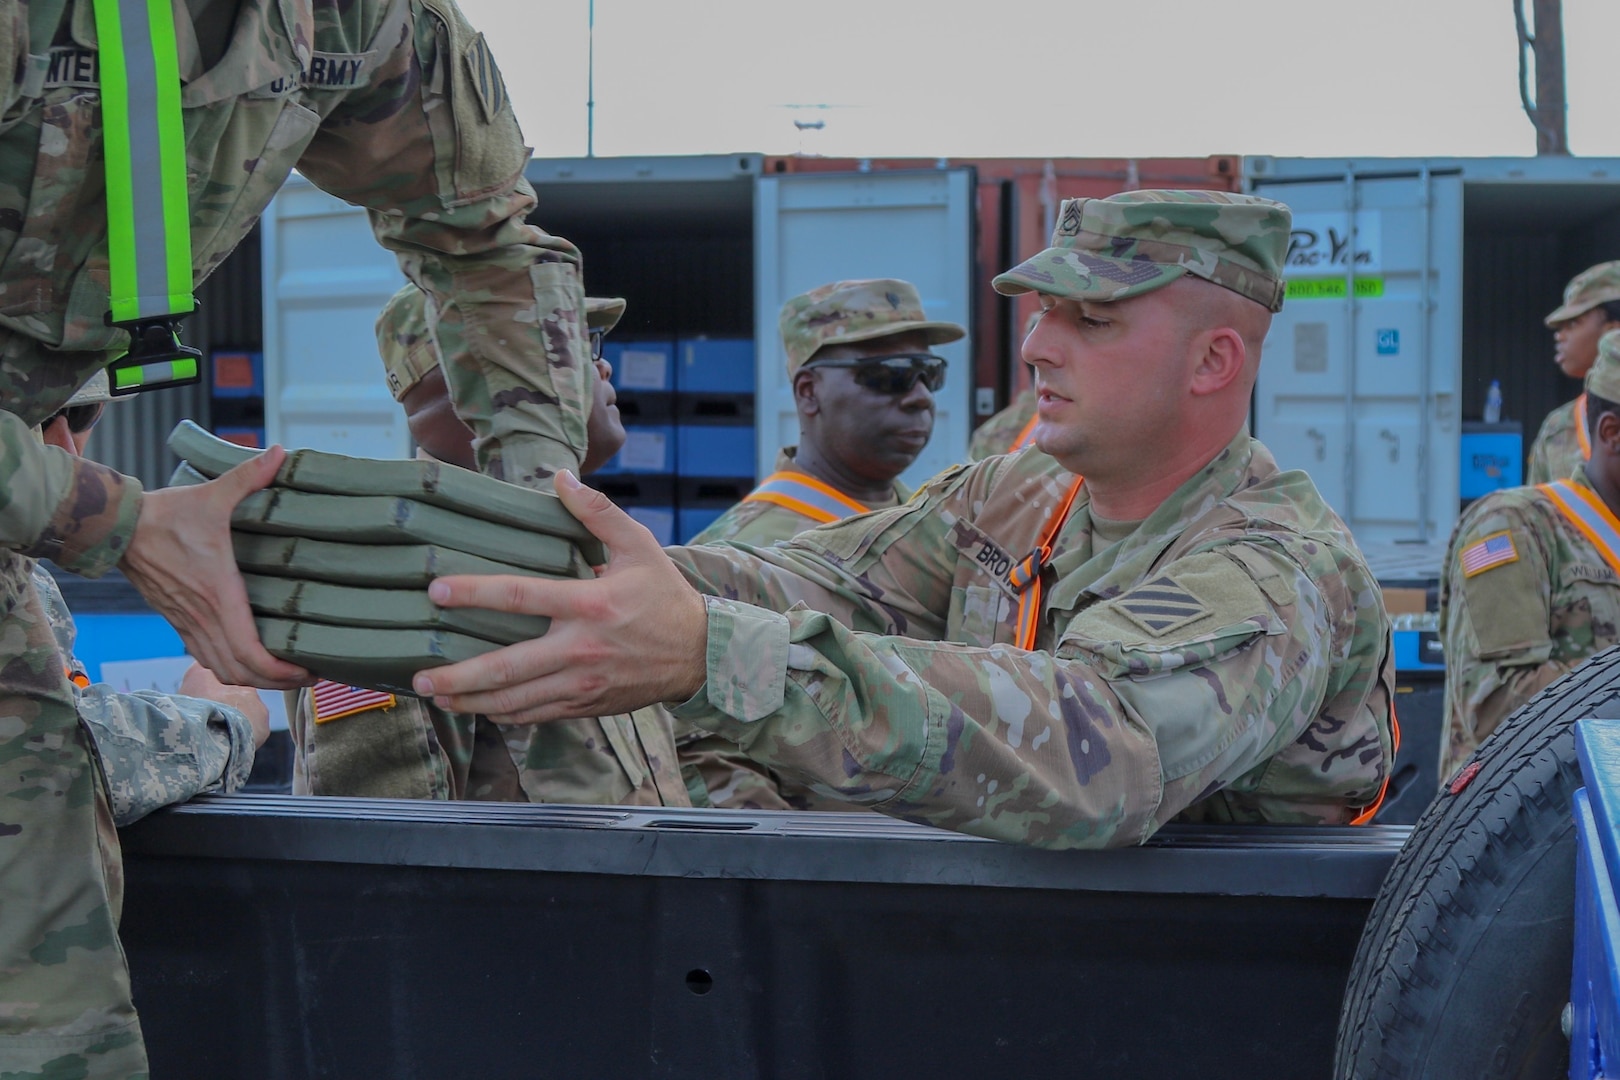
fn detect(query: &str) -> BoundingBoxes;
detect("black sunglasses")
[803,353,947,395]
[47,401,106,435]
[589,327,606,361]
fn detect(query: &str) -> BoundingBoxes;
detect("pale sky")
[457,0,1620,162]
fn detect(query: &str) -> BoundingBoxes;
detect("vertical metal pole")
[1416,166,1433,542]
[586,0,595,158]
[1532,0,1569,155]
[1342,169,1360,522]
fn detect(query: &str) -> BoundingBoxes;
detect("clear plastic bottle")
[1484,379,1503,424]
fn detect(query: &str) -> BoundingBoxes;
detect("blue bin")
[677,338,756,393]
[678,507,728,543]
[1460,424,1523,500]
[1393,630,1444,672]
[604,341,675,394]
[626,505,676,546]
[677,425,755,479]
[598,424,675,476]
[72,613,186,683]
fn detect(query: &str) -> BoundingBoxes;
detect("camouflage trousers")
[0,552,148,1079]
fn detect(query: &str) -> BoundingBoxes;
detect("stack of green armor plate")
[168,421,598,694]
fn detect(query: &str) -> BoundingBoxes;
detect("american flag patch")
[312,680,397,724]
[1460,531,1519,578]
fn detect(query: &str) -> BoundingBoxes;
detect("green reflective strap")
[95,0,193,324]
[110,355,197,392]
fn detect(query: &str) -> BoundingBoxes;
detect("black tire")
[1335,645,1620,1080]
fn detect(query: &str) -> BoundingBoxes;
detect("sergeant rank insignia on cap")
[1459,531,1519,578]
[312,680,397,724]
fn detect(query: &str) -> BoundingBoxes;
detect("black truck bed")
[119,797,1406,1078]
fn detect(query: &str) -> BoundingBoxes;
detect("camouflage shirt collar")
[1045,428,1258,612]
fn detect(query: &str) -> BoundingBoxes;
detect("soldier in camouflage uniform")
[1440,330,1620,780]
[287,284,688,806]
[689,278,959,549]
[1526,262,1620,485]
[679,280,961,810]
[0,0,595,1071]
[416,190,1397,849]
[33,373,266,823]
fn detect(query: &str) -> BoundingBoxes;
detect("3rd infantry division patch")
[1116,576,1210,636]
[1460,531,1519,578]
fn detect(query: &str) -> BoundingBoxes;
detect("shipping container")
[1246,155,1620,556]
[257,154,1241,503]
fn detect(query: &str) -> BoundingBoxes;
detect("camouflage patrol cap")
[1546,262,1620,327]
[63,369,111,407]
[1586,330,1620,403]
[377,284,627,401]
[992,190,1291,313]
[779,278,966,376]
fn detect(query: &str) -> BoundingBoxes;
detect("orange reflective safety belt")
[1349,701,1401,825]
[63,664,90,690]
[1540,478,1620,574]
[1008,411,1040,453]
[1007,475,1085,650]
[742,472,872,526]
[1577,393,1593,462]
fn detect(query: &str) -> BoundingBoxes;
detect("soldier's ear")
[1598,410,1620,451]
[794,370,821,416]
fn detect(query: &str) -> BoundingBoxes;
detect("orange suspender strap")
[1349,699,1401,826]
[1008,411,1040,453]
[743,472,872,526]
[63,664,89,690]
[1577,393,1593,461]
[1540,479,1620,575]
[1007,475,1085,650]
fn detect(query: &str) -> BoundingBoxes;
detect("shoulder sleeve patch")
[1459,530,1519,578]
[1114,576,1211,637]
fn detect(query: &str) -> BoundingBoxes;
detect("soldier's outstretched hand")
[120,447,311,689]
[415,470,709,723]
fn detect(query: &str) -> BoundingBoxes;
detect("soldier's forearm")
[0,409,142,574]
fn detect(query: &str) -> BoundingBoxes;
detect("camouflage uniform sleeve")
[669,538,1339,849]
[78,685,257,827]
[1438,498,1566,778]
[0,411,142,575]
[295,0,592,484]
[1524,435,1550,487]
[673,720,793,811]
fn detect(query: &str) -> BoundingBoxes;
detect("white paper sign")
[1285,211,1382,275]
[618,350,669,391]
[617,429,668,471]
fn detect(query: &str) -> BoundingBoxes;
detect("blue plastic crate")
[1393,630,1444,672]
[1460,429,1523,499]
[678,507,728,543]
[211,351,263,398]
[677,425,755,479]
[598,424,675,476]
[678,338,756,393]
[603,341,675,394]
[71,614,186,683]
[625,505,675,546]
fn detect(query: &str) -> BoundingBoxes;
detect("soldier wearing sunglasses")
[30,372,268,826]
[680,279,963,808]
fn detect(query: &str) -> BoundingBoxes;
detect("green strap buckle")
[96,0,197,395]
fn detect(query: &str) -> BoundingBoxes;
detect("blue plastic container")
[677,507,728,543]
[72,614,187,683]
[625,505,676,546]
[1459,425,1523,500]
[603,341,676,394]
[677,338,756,393]
[598,424,676,476]
[677,425,755,479]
